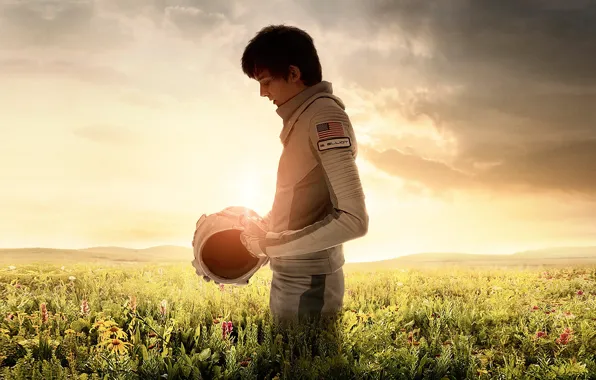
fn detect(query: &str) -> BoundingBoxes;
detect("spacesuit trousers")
[269,267,345,327]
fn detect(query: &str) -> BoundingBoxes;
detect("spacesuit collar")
[276,81,334,143]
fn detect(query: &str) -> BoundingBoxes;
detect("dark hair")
[241,24,322,86]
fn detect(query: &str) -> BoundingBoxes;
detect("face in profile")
[255,67,304,107]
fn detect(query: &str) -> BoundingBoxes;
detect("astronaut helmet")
[191,206,269,285]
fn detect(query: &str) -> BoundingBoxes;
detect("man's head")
[241,24,323,107]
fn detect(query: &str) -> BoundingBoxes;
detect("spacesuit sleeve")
[260,106,369,258]
[261,210,271,227]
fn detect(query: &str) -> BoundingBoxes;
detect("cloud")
[479,139,596,197]
[0,0,133,50]
[362,138,596,199]
[294,0,596,197]
[360,145,476,194]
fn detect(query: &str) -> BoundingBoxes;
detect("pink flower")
[556,328,573,345]
[219,284,225,292]
[535,331,547,339]
[80,299,90,316]
[40,303,48,324]
[577,290,584,296]
[222,320,233,339]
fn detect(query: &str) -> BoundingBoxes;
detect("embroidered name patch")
[318,137,351,151]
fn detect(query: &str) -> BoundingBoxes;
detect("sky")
[1,0,596,262]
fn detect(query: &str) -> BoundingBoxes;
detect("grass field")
[1,261,595,379]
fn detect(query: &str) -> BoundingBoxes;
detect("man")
[238,24,369,326]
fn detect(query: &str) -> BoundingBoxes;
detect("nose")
[260,83,268,98]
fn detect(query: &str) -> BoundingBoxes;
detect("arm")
[258,106,369,258]
[261,210,271,227]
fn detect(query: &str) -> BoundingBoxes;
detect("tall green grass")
[1,263,595,379]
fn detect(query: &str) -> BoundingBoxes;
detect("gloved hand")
[239,214,268,259]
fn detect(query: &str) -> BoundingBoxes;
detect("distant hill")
[0,245,193,265]
[344,246,596,271]
[1,245,595,269]
[79,245,191,260]
[511,246,596,259]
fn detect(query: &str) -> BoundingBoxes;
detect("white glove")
[239,214,268,259]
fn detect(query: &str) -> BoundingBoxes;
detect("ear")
[289,65,301,83]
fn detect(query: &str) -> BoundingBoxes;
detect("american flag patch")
[316,121,345,140]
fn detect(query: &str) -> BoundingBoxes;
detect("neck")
[284,83,308,103]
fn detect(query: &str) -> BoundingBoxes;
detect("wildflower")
[40,303,48,324]
[68,276,76,281]
[80,299,90,316]
[8,266,16,271]
[577,290,584,296]
[60,266,65,271]
[160,300,167,318]
[100,338,132,355]
[103,325,128,340]
[531,306,539,311]
[222,321,233,339]
[92,319,117,332]
[5,313,14,322]
[407,331,420,345]
[535,331,547,339]
[556,328,573,345]
[129,295,137,313]
[219,283,225,292]
[93,320,105,330]
[564,311,576,319]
